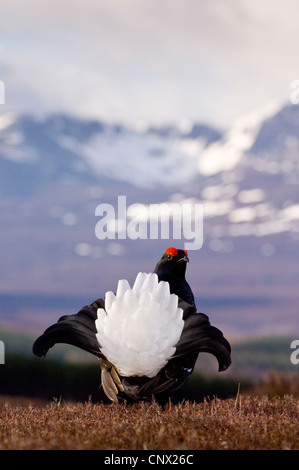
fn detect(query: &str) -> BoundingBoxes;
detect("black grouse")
[33,247,231,403]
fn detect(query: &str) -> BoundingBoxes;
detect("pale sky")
[0,0,298,130]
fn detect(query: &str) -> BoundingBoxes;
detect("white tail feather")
[95,273,184,378]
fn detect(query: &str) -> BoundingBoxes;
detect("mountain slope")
[0,113,222,196]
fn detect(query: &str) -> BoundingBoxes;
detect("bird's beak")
[179,254,189,263]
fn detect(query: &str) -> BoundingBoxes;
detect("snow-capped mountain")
[125,101,299,245]
[191,101,299,243]
[198,101,282,176]
[0,112,221,195]
[0,102,299,338]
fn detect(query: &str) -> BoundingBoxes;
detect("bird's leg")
[100,359,124,403]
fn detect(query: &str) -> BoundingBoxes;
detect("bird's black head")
[154,247,189,281]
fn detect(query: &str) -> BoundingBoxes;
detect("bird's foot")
[100,359,124,403]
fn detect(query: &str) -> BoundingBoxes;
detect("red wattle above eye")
[165,247,178,257]
[183,249,188,256]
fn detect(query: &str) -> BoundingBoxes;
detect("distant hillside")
[1,325,296,374]
[0,325,297,403]
[195,336,298,379]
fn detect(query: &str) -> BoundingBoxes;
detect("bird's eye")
[166,254,172,260]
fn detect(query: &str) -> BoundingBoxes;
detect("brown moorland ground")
[0,393,298,451]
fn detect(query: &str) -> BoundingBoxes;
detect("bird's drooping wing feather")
[134,357,196,399]
[32,299,105,359]
[171,302,232,372]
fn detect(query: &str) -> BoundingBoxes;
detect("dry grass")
[0,393,298,450]
[253,370,299,398]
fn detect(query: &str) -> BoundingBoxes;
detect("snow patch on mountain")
[0,112,18,131]
[55,128,204,188]
[197,101,281,176]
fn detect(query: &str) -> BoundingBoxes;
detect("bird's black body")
[33,247,231,403]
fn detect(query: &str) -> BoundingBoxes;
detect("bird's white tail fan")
[95,273,184,378]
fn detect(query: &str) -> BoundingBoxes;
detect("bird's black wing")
[170,301,231,372]
[32,298,105,359]
[136,356,197,400]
